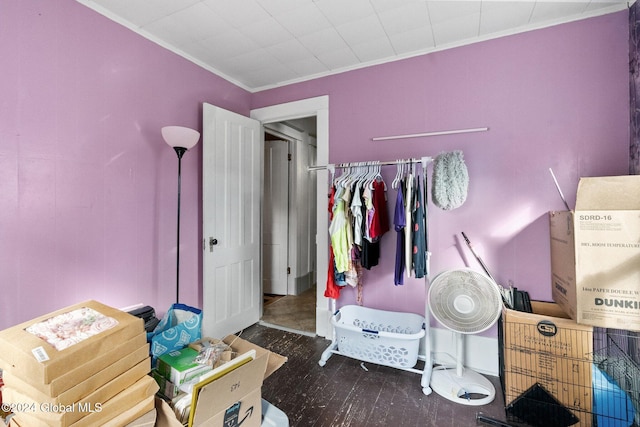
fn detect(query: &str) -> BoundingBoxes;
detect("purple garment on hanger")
[394,183,406,285]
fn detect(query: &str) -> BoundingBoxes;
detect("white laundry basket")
[322,305,426,369]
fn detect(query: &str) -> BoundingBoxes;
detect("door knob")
[209,237,218,252]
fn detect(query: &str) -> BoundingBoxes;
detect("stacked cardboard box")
[500,302,594,427]
[0,300,158,426]
[550,175,640,331]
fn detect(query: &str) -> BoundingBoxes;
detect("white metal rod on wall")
[372,127,488,141]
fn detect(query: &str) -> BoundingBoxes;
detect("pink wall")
[0,1,251,330]
[0,1,630,335]
[253,12,630,324]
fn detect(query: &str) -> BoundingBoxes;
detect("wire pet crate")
[319,305,426,373]
[500,306,640,427]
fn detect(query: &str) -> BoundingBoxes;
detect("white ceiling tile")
[266,39,312,63]
[87,0,201,27]
[377,2,431,36]
[479,2,535,35]
[143,3,232,44]
[298,28,350,56]
[202,0,272,26]
[275,4,333,37]
[371,0,426,13]
[388,26,435,55]
[226,49,280,71]
[529,2,588,24]
[335,15,388,46]
[78,0,629,90]
[316,47,361,70]
[240,63,299,87]
[199,28,260,59]
[433,12,480,46]
[584,1,629,14]
[288,56,330,77]
[255,0,312,17]
[237,17,292,47]
[426,1,482,25]
[351,37,396,62]
[314,0,377,26]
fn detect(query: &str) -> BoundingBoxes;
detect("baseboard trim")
[427,327,499,377]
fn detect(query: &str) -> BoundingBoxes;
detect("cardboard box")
[10,375,158,427]
[156,347,212,386]
[1,333,147,396]
[123,406,156,427]
[3,344,149,404]
[500,301,593,427]
[155,335,287,427]
[550,175,640,331]
[3,359,151,426]
[0,300,144,384]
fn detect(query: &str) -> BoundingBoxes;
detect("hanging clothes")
[329,188,348,273]
[324,186,341,299]
[360,184,380,269]
[393,180,406,285]
[412,178,427,278]
[369,178,389,240]
[404,172,414,278]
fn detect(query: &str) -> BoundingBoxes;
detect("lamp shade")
[161,126,200,150]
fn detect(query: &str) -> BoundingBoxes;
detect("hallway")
[261,286,316,335]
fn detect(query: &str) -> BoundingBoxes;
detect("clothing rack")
[308,156,432,173]
[316,155,434,395]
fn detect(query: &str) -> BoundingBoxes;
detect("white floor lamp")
[162,126,200,304]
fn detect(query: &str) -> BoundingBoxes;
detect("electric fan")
[428,268,503,406]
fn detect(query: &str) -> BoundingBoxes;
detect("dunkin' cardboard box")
[550,175,640,331]
[500,302,594,427]
[155,335,287,427]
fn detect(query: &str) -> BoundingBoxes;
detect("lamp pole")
[174,147,187,304]
[162,125,199,305]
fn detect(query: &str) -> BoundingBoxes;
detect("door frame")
[251,95,330,337]
[262,135,290,296]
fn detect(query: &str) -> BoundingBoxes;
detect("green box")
[156,347,211,386]
[151,369,180,399]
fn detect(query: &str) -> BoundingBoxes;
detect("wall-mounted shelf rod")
[372,127,488,141]
[308,156,432,172]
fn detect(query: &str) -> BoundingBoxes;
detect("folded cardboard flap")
[154,398,182,427]
[192,354,266,426]
[502,301,593,360]
[575,175,640,210]
[0,300,144,384]
[222,335,287,380]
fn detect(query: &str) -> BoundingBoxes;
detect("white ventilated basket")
[332,305,426,369]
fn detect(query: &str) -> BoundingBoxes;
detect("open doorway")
[251,95,330,338]
[260,118,317,335]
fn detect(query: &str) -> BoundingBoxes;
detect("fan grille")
[428,269,502,334]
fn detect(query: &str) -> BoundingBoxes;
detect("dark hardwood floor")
[241,323,510,427]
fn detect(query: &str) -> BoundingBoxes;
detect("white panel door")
[263,139,289,295]
[202,103,262,338]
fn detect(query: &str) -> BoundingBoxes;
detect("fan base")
[431,367,496,406]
